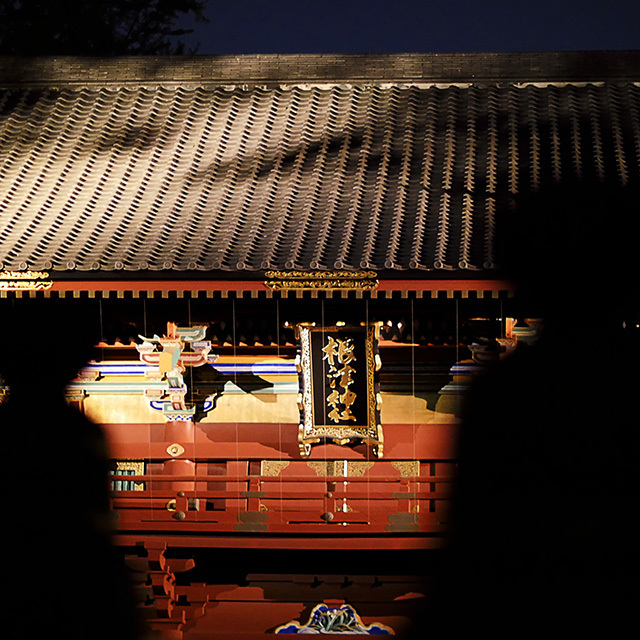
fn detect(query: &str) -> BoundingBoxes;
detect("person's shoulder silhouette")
[0,305,142,639]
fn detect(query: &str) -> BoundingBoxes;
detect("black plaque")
[295,324,383,457]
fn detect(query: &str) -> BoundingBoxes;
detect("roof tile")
[1,55,639,274]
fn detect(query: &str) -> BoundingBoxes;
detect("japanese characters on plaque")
[295,324,383,458]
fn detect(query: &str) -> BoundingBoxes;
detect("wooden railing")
[110,464,455,547]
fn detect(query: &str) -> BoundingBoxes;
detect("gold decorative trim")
[307,461,341,477]
[115,460,144,472]
[0,270,53,291]
[306,460,375,477]
[0,280,53,291]
[0,270,50,279]
[347,461,375,477]
[114,460,145,491]
[391,461,420,478]
[265,270,378,291]
[260,460,290,477]
[266,270,377,279]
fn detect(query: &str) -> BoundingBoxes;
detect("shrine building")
[1,51,639,638]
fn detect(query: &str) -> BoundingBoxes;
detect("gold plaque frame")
[295,323,383,458]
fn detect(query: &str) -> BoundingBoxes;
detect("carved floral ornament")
[276,603,393,635]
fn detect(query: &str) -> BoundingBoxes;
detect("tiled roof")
[1,53,639,274]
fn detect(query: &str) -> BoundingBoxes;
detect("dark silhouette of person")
[431,179,639,637]
[1,305,142,639]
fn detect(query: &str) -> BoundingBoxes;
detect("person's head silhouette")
[0,302,97,401]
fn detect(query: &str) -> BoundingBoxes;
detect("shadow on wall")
[0,306,143,639]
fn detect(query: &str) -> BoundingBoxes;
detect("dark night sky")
[178,0,640,55]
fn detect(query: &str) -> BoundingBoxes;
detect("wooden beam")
[41,278,515,295]
[114,533,443,550]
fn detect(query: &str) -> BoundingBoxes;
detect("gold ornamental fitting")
[264,270,378,291]
[0,270,53,291]
[166,443,185,457]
